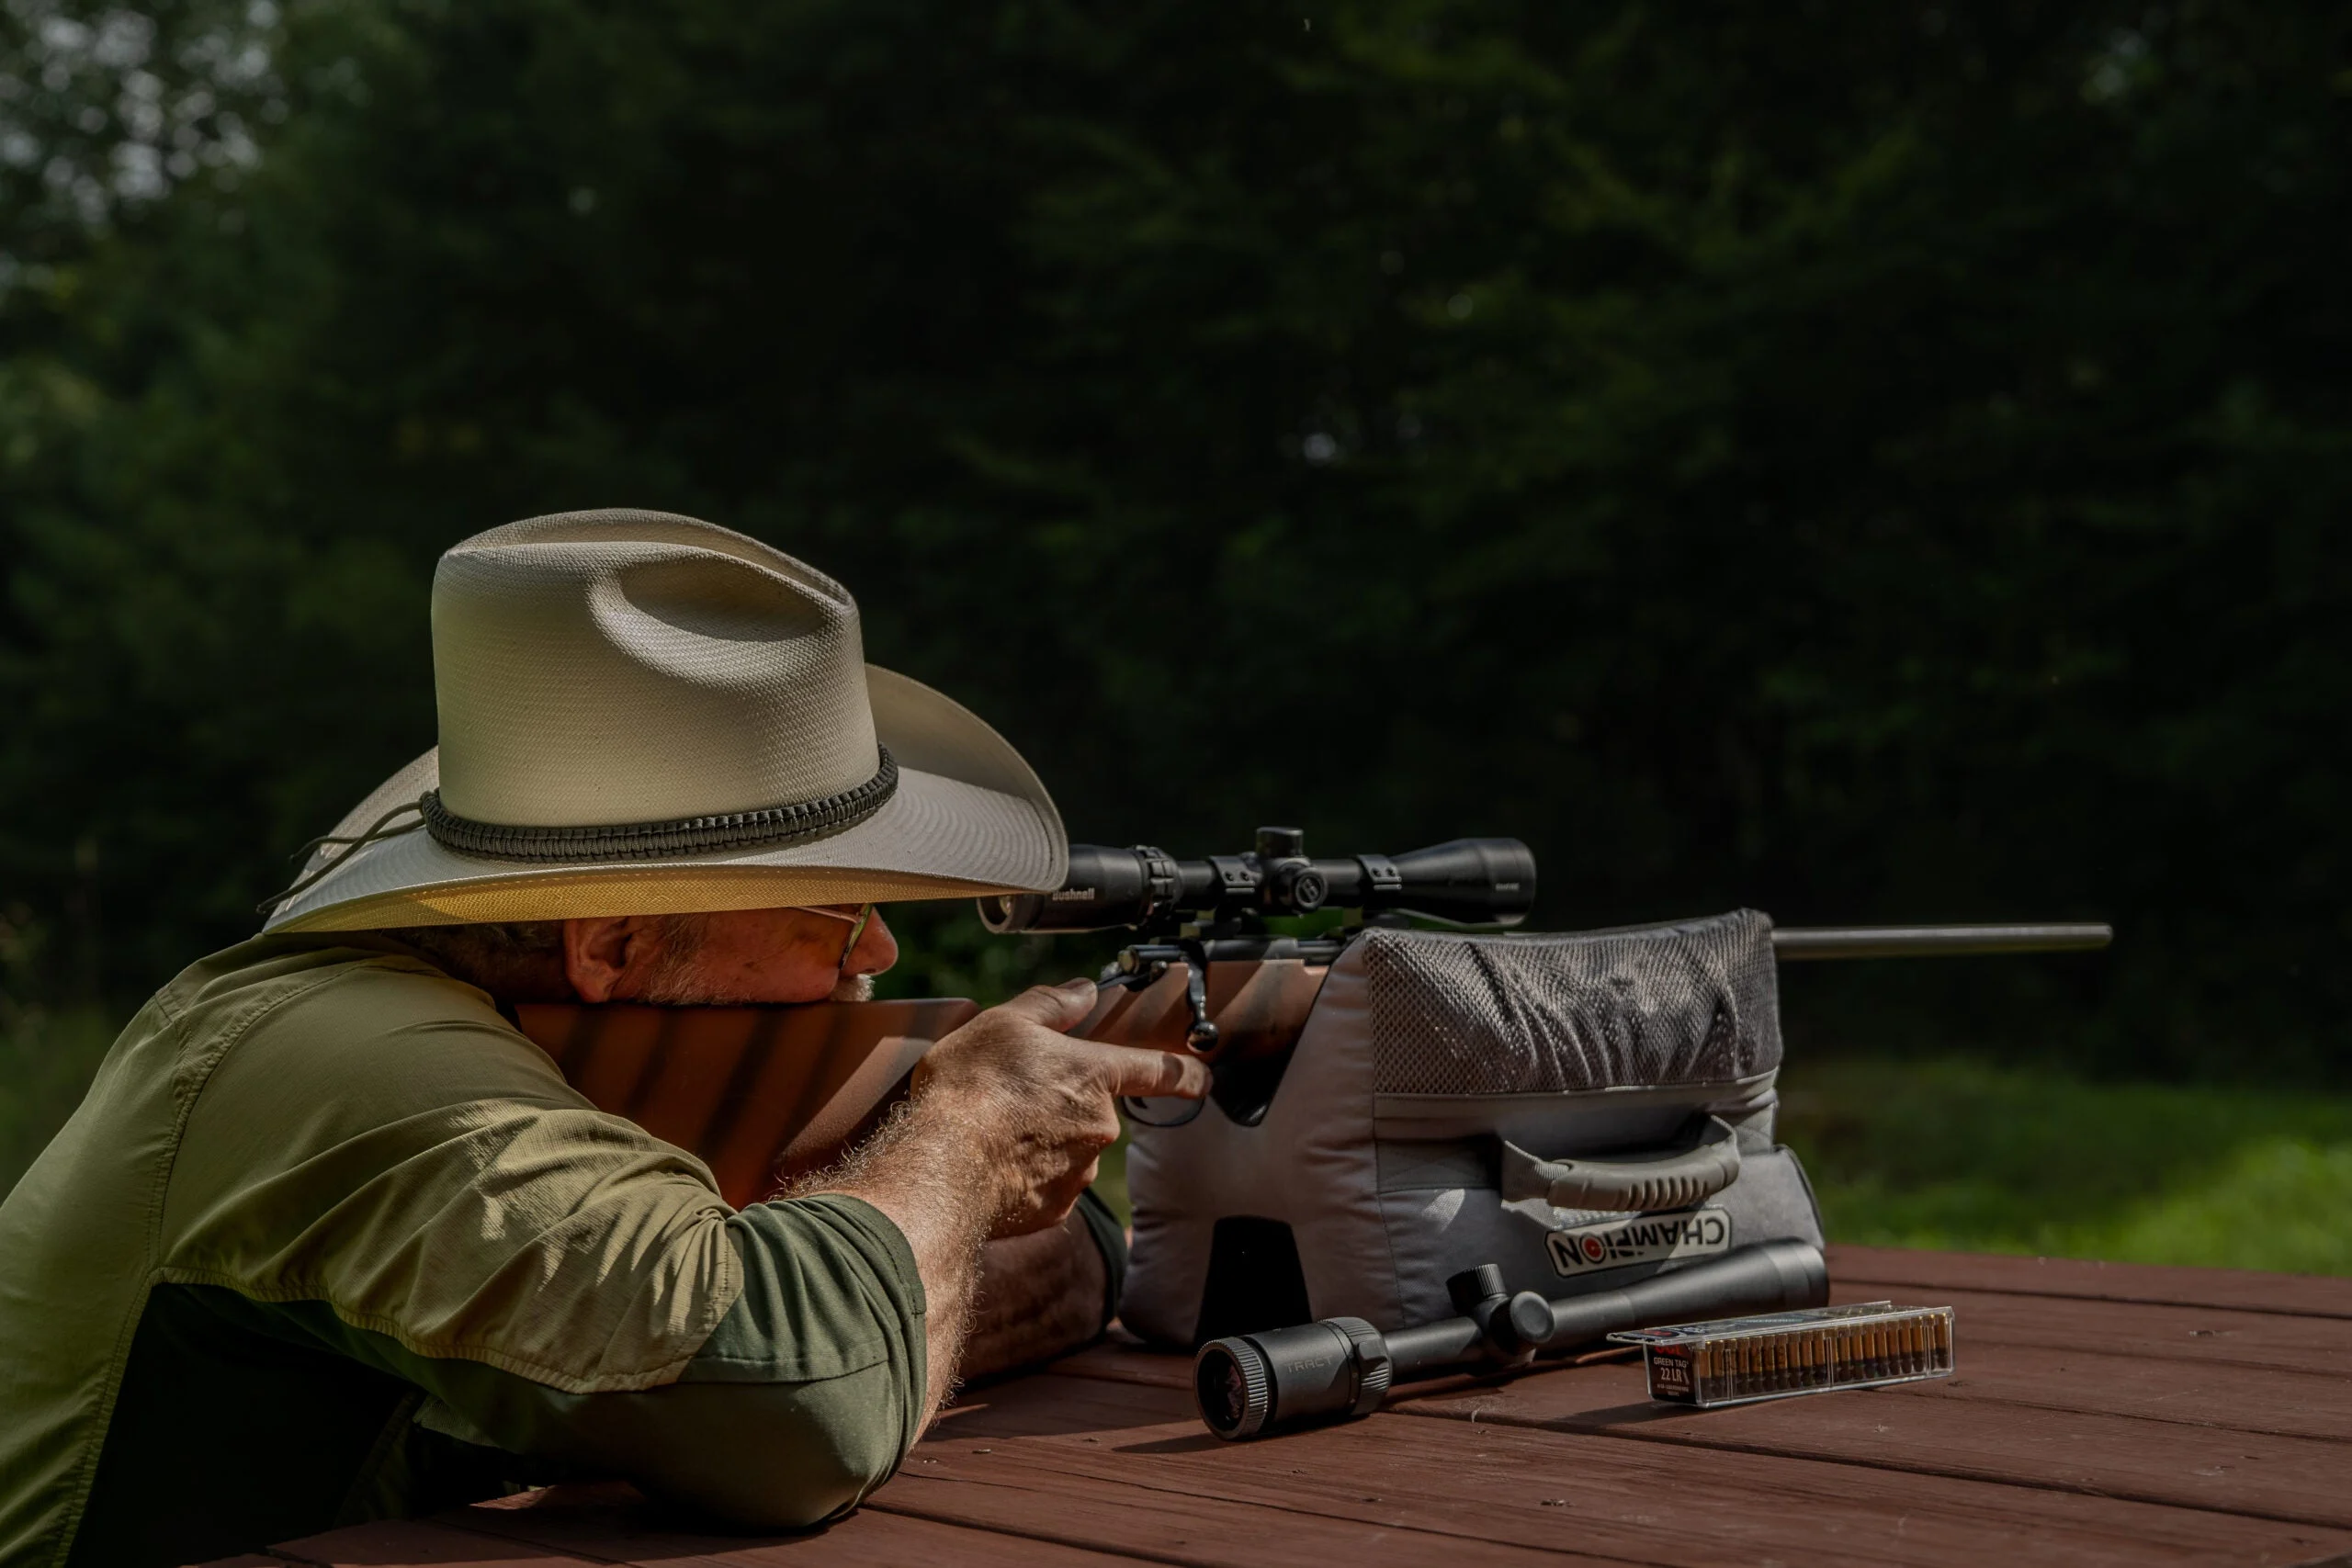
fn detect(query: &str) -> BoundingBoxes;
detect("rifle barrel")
[1771,923,2111,960]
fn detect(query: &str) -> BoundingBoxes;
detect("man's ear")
[563,916,640,1003]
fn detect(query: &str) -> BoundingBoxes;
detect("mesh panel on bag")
[1364,910,1781,1095]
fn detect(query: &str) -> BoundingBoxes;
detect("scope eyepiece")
[1194,1316,1392,1441]
[978,829,1537,935]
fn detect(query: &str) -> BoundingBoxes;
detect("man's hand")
[961,1213,1112,1381]
[911,979,1203,1238]
[816,978,1204,1418]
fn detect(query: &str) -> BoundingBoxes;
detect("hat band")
[418,747,899,863]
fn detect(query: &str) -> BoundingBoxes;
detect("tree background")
[3,0,2346,1082]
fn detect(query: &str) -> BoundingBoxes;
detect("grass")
[1775,1056,2352,1275]
[7,1001,2346,1278]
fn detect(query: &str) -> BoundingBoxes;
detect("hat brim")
[263,666,1066,932]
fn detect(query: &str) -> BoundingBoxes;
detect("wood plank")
[1847,1283,2352,1379]
[1053,1338,1192,1389]
[891,1395,1626,1566]
[447,1481,1148,1566]
[1892,1338,2352,1442]
[1391,1354,2352,1529]
[876,1465,1624,1566]
[1829,1246,2352,1320]
[905,1371,2352,1567]
[263,1518,600,1566]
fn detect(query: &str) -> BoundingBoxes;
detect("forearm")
[808,977,1195,1424]
[813,1104,999,1418]
[961,1208,1109,1381]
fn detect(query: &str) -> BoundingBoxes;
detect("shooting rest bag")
[1121,910,1826,1346]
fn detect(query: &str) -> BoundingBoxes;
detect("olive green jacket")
[0,936,938,1566]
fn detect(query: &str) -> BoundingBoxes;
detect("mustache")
[829,972,876,1003]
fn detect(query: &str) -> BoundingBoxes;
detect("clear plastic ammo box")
[1610,1301,1955,1408]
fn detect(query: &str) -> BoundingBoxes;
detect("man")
[0,511,1204,1565]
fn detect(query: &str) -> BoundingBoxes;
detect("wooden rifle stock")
[515,959,1331,1207]
[514,998,978,1208]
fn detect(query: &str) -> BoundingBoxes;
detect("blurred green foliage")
[2,2,2346,1084]
[0,904,114,1193]
[0,1005,112,1196]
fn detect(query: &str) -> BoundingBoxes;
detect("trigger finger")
[1104,1046,1210,1100]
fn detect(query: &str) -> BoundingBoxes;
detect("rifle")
[515,826,2109,1207]
[982,827,2109,1126]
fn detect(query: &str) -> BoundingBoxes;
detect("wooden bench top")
[209,1246,2352,1567]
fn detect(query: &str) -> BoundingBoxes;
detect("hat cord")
[255,799,429,918]
[415,746,899,864]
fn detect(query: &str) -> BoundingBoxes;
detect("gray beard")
[636,957,875,1006]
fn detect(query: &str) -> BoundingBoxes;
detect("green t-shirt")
[0,935,938,1565]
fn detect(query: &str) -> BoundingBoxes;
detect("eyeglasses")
[801,902,876,981]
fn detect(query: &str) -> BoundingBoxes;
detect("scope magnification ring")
[1325,1316,1393,1416]
[1136,845,1181,924]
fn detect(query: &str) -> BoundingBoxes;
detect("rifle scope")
[978,829,1537,935]
[1194,1239,1829,1441]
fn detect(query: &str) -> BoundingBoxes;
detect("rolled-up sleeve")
[365,1197,926,1528]
[651,1196,929,1522]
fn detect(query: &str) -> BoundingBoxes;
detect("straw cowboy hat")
[261,510,1066,932]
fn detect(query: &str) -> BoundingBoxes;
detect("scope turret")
[978,830,1537,935]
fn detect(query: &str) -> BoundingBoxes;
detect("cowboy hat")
[261,510,1065,931]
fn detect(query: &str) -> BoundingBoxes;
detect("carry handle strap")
[1499,1116,1742,1213]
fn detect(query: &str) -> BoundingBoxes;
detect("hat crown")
[432,510,881,829]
